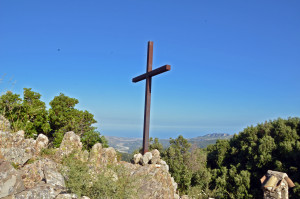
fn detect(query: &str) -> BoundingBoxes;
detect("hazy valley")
[106,133,233,153]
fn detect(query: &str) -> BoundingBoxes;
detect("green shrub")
[40,148,57,159]
[62,154,138,199]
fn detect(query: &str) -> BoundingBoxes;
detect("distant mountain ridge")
[106,133,233,153]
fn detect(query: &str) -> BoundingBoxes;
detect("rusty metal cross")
[132,41,171,154]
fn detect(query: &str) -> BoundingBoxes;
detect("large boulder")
[0,130,37,166]
[150,149,160,164]
[122,149,179,199]
[14,183,61,199]
[20,159,45,188]
[44,166,65,188]
[88,143,102,166]
[0,130,26,149]
[101,147,117,165]
[20,158,65,190]
[35,134,49,154]
[0,147,33,166]
[140,152,152,166]
[125,162,179,199]
[0,160,25,198]
[56,131,82,158]
[89,143,117,167]
[132,153,143,164]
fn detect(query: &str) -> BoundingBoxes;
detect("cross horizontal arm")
[132,65,171,83]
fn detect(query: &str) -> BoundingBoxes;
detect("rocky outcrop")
[128,149,179,199]
[56,131,82,159]
[0,118,179,199]
[0,129,49,167]
[88,143,117,167]
[0,128,84,199]
[1,131,34,165]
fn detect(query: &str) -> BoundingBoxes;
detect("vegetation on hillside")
[158,117,300,198]
[0,88,107,150]
[206,117,300,198]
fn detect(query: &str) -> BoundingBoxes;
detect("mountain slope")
[106,133,233,153]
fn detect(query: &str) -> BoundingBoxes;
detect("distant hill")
[106,133,233,153]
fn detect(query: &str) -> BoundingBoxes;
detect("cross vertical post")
[132,41,171,155]
[143,41,153,154]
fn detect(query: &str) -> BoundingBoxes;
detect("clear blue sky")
[1,0,300,138]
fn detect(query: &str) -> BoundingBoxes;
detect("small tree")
[162,135,192,194]
[149,137,163,152]
[0,88,50,138]
[22,88,51,137]
[81,130,108,150]
[0,91,23,131]
[49,93,105,149]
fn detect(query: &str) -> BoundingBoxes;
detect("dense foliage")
[206,117,300,198]
[160,118,300,198]
[0,88,107,150]
[0,88,50,138]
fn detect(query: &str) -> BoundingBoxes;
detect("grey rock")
[15,183,61,199]
[101,147,117,165]
[150,149,160,164]
[140,152,152,166]
[44,166,65,188]
[127,162,178,199]
[0,160,25,198]
[171,177,178,191]
[158,159,169,171]
[0,131,25,149]
[132,153,142,164]
[89,144,117,167]
[151,149,160,158]
[35,134,49,154]
[57,131,82,158]
[20,159,45,188]
[88,143,102,165]
[0,147,32,166]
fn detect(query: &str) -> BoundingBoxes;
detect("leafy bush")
[0,88,50,138]
[81,130,108,151]
[62,154,138,199]
[0,89,107,150]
